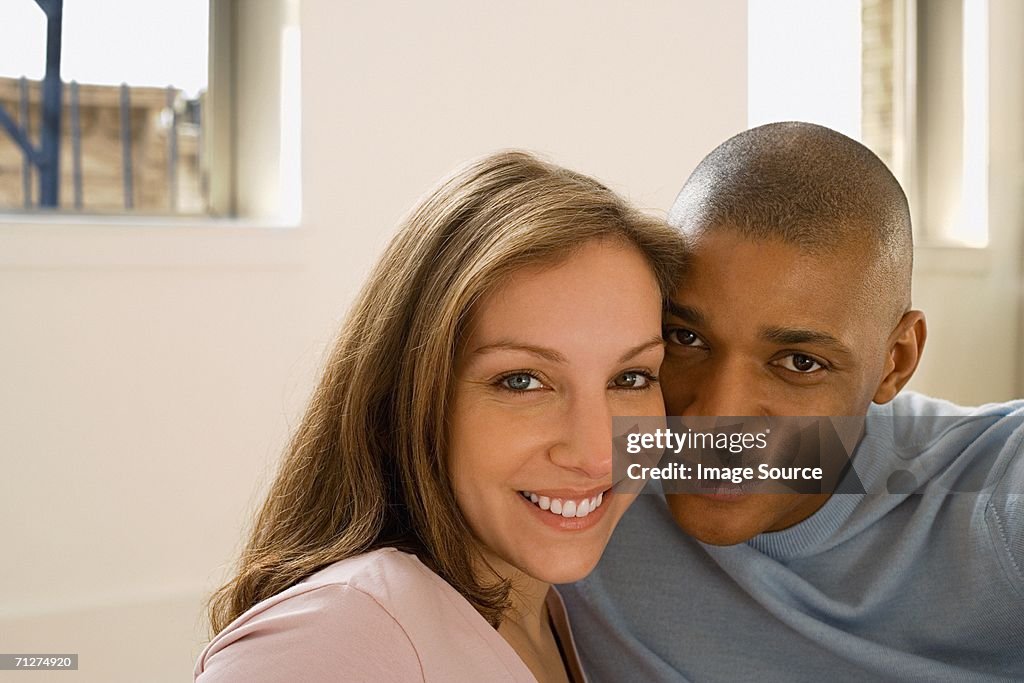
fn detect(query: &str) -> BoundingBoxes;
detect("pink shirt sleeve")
[195,583,424,682]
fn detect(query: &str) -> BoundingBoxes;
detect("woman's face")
[449,238,666,585]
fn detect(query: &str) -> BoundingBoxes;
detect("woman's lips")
[517,487,613,530]
[519,489,604,517]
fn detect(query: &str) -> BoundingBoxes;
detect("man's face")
[661,229,894,544]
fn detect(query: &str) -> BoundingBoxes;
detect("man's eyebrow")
[760,327,853,354]
[666,301,707,326]
[470,342,567,363]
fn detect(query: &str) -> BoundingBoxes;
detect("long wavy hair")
[206,150,687,633]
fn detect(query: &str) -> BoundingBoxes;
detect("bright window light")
[954,0,989,247]
[748,0,863,140]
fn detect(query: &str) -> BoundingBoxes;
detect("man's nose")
[549,392,614,479]
[684,358,760,417]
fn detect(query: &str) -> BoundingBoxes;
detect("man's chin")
[664,493,773,546]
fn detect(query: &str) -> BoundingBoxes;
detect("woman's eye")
[777,354,823,373]
[500,373,544,392]
[665,327,707,348]
[612,371,655,389]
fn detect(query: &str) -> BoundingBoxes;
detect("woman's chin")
[515,549,604,586]
[479,493,631,585]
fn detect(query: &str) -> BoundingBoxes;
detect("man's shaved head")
[660,122,927,544]
[668,121,913,323]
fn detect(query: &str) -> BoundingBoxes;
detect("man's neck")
[765,493,833,532]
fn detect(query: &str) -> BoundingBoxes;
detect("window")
[0,0,209,214]
[862,0,989,247]
[748,0,991,247]
[0,0,301,222]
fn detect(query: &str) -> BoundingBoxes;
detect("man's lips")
[696,476,748,500]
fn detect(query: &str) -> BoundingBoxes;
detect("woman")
[196,151,686,682]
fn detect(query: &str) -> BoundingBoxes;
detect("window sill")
[0,213,307,269]
[913,243,992,275]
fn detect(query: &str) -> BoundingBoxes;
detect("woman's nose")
[549,392,614,479]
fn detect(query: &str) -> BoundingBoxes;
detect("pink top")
[194,548,587,682]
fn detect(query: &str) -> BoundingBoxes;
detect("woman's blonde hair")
[207,151,687,632]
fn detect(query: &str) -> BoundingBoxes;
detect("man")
[559,122,1024,682]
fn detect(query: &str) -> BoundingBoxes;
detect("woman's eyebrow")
[470,341,567,363]
[470,336,665,365]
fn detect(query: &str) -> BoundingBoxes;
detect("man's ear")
[874,310,927,404]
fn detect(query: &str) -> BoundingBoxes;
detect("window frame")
[0,0,303,268]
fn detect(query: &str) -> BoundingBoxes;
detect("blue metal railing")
[166,85,178,212]
[19,77,31,208]
[69,79,82,209]
[0,0,63,208]
[5,80,201,212]
[1,0,204,213]
[119,83,133,210]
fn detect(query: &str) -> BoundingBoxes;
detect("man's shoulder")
[883,390,1024,419]
[868,391,1024,461]
[882,392,1024,595]
[985,430,1024,598]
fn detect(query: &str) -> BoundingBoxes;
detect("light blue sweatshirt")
[560,392,1024,682]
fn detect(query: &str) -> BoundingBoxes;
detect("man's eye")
[777,354,823,373]
[611,371,656,389]
[499,373,544,392]
[665,327,707,348]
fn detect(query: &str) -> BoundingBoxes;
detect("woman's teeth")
[519,490,605,518]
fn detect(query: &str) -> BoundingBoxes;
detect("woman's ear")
[873,310,927,404]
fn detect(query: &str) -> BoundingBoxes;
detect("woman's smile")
[516,488,614,530]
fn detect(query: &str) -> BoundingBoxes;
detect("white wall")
[0,2,748,681]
